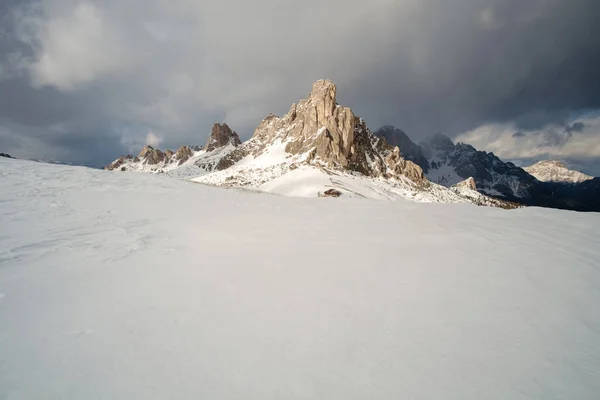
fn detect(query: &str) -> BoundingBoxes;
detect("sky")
[0,0,599,173]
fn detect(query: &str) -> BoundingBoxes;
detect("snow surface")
[2,157,600,399]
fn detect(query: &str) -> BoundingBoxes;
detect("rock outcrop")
[217,79,428,187]
[455,177,477,191]
[375,126,429,172]
[0,153,15,159]
[105,124,242,176]
[205,123,241,153]
[137,145,166,165]
[175,146,193,165]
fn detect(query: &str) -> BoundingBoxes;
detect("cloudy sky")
[1,0,599,173]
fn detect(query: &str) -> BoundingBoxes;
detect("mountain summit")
[212,79,428,186]
[193,80,512,207]
[524,160,593,184]
[205,123,241,153]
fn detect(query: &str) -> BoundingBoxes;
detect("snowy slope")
[525,160,594,183]
[191,140,507,205]
[2,158,600,399]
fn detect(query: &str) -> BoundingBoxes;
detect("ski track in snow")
[1,158,600,399]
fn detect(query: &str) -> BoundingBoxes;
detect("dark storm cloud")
[0,0,599,165]
[566,122,586,133]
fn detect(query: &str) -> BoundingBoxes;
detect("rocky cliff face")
[376,126,429,172]
[373,128,537,199]
[205,123,241,153]
[421,133,538,200]
[454,177,477,191]
[216,80,428,187]
[524,160,593,183]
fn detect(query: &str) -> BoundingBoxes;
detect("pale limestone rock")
[455,177,477,191]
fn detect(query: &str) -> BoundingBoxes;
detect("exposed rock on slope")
[374,128,537,201]
[455,177,477,191]
[213,80,428,187]
[524,160,593,183]
[194,80,515,207]
[421,133,538,200]
[0,153,15,159]
[205,123,241,152]
[104,124,240,177]
[175,146,193,165]
[376,126,429,172]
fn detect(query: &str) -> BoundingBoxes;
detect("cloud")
[0,0,599,166]
[455,113,600,161]
[24,2,127,90]
[565,122,586,133]
[145,131,162,148]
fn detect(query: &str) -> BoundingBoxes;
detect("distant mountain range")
[98,79,596,212]
[376,126,599,212]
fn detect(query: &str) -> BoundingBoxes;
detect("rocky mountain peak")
[426,133,455,151]
[375,126,430,172]
[524,160,593,183]
[218,80,429,187]
[137,145,154,159]
[205,123,241,152]
[137,145,166,165]
[175,146,193,165]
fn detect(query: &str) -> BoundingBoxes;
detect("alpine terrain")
[107,80,514,208]
[2,156,600,399]
[105,123,241,179]
[524,160,593,183]
[375,126,600,211]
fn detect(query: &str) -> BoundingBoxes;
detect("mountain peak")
[310,79,337,101]
[205,123,241,152]
[374,126,429,172]
[524,160,593,183]
[427,133,455,150]
[209,79,430,188]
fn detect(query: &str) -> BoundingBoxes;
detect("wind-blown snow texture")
[1,158,600,399]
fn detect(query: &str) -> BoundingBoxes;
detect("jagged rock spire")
[222,79,429,187]
[205,123,241,152]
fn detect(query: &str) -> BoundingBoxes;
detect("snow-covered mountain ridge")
[105,123,241,179]
[374,127,600,211]
[524,160,593,183]
[193,80,516,207]
[107,80,514,208]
